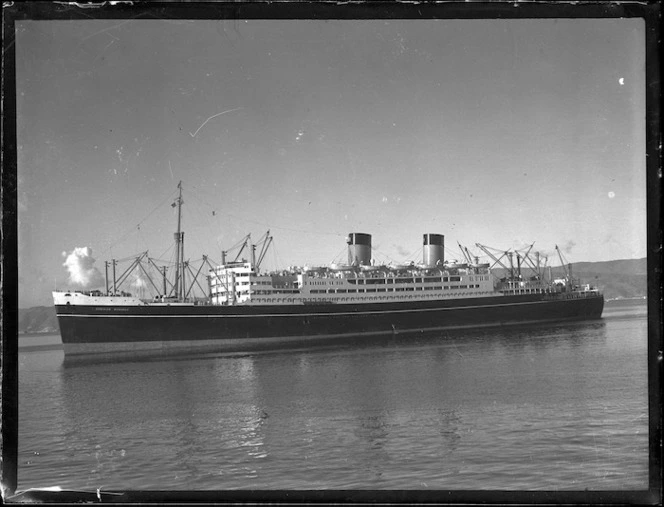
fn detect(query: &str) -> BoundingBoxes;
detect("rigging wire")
[179,188,224,256]
[369,247,398,265]
[405,246,423,264]
[100,187,179,257]
[329,246,348,265]
[155,242,176,265]
[268,240,286,272]
[222,211,347,238]
[112,251,149,264]
[101,184,510,277]
[188,182,347,238]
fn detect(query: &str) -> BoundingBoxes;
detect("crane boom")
[458,242,472,264]
[518,243,541,278]
[475,243,511,271]
[257,236,273,270]
[232,234,251,262]
[465,247,474,265]
[256,230,271,268]
[555,245,569,279]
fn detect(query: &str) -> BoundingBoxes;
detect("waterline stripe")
[56,298,591,319]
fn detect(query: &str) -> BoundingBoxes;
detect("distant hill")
[17,258,648,333]
[18,306,59,334]
[571,258,647,276]
[494,257,647,300]
[572,271,647,300]
[551,258,646,300]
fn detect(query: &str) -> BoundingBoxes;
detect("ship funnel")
[423,233,444,267]
[347,233,372,266]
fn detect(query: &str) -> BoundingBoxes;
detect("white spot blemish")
[382,196,388,203]
[618,78,624,86]
[608,191,616,198]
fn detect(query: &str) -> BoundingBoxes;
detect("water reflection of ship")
[353,412,390,482]
[379,319,608,358]
[355,413,389,451]
[437,409,462,455]
[57,321,609,487]
[58,356,268,487]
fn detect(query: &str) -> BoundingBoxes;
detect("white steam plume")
[129,272,147,291]
[563,240,576,255]
[62,247,105,289]
[131,275,146,288]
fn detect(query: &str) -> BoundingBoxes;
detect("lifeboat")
[389,262,414,271]
[329,263,354,272]
[304,265,327,273]
[360,265,384,272]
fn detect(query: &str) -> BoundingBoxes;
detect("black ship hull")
[55,292,605,357]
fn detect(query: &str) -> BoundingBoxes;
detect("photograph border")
[2,1,661,504]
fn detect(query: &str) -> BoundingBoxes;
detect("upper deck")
[209,261,502,306]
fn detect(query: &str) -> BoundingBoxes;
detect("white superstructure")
[209,260,497,306]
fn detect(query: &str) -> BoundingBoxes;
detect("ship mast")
[555,245,572,288]
[173,181,184,300]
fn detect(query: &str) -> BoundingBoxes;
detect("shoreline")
[19,331,61,338]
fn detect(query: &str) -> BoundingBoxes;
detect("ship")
[52,183,604,357]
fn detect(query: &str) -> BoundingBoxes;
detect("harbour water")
[17,300,649,491]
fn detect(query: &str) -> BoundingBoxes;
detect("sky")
[15,15,647,307]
